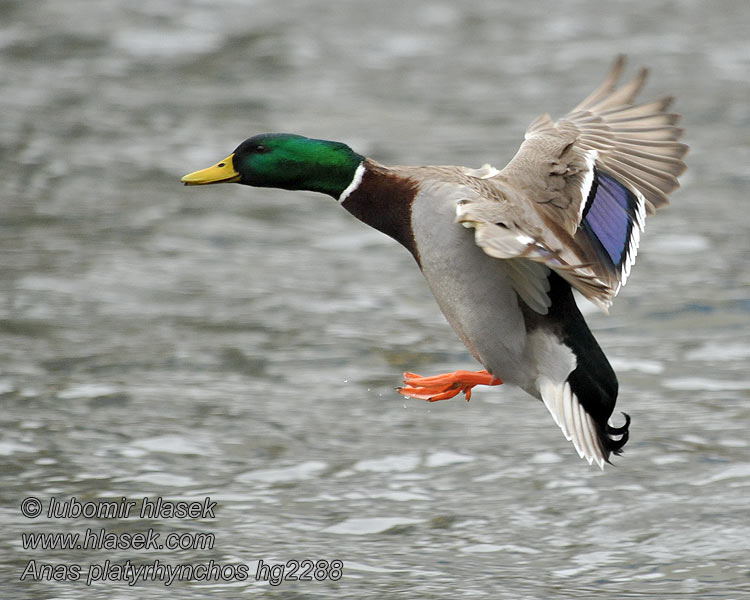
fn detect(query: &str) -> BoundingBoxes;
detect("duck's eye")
[253,144,268,153]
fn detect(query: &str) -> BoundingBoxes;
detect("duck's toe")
[397,370,502,402]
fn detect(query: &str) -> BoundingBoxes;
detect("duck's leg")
[397,370,503,402]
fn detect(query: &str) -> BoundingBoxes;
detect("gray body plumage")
[407,173,609,465]
[411,180,532,388]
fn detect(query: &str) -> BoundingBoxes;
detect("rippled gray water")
[2,1,749,598]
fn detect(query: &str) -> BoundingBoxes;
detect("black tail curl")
[602,412,631,460]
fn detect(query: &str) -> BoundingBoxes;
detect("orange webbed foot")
[397,370,503,402]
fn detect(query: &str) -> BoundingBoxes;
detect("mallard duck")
[182,57,687,468]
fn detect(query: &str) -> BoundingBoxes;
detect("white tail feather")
[538,377,606,469]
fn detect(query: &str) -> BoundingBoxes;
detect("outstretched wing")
[458,56,687,311]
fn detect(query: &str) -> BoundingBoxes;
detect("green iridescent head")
[182,133,364,199]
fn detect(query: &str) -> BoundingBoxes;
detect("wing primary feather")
[573,55,626,111]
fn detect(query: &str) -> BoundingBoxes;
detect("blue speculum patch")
[583,170,637,267]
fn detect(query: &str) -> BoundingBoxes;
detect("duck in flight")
[182,57,687,468]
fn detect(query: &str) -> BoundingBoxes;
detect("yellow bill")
[181,154,241,185]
